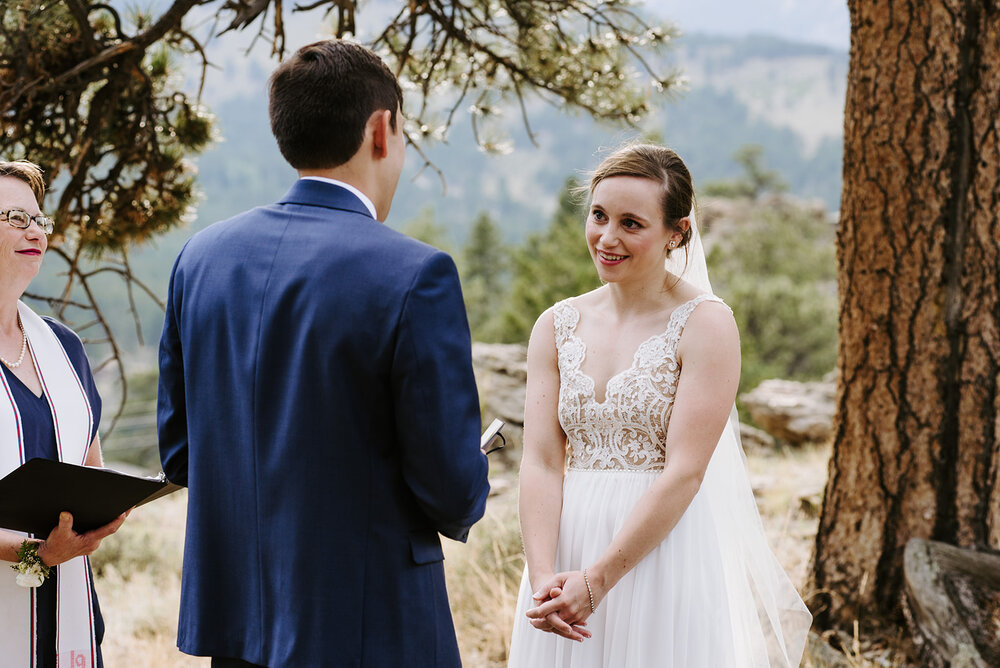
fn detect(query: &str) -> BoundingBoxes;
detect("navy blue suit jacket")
[157,180,490,667]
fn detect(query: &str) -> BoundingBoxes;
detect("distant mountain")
[393,31,846,241]
[673,33,846,156]
[42,31,847,359]
[181,31,846,241]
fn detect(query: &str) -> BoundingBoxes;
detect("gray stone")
[472,343,527,469]
[741,378,836,446]
[739,422,777,451]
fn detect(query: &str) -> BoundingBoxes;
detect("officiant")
[0,160,126,668]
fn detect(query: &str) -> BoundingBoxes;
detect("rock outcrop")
[472,343,527,470]
[741,377,836,446]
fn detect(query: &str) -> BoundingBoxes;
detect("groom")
[157,39,490,667]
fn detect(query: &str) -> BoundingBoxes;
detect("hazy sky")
[650,0,849,50]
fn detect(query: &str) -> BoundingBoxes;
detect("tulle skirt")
[509,469,740,667]
[509,454,811,667]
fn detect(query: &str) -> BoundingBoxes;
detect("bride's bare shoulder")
[566,285,608,315]
[681,298,740,354]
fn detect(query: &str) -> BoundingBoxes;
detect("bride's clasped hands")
[524,569,606,642]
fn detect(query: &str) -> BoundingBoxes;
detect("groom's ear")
[369,109,394,159]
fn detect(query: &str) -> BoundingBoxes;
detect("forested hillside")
[32,32,846,360]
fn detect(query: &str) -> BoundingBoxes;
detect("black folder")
[0,458,181,536]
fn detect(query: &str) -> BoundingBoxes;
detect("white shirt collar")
[298,176,378,220]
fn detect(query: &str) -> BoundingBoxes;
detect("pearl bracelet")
[582,568,595,614]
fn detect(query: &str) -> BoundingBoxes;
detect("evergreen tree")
[702,144,788,200]
[707,198,837,396]
[496,179,602,343]
[399,206,455,256]
[460,212,508,341]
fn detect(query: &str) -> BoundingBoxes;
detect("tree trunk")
[813,0,1000,631]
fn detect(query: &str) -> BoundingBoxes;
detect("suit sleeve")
[392,251,490,542]
[157,250,190,486]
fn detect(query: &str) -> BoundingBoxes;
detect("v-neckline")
[1,363,45,400]
[564,295,709,405]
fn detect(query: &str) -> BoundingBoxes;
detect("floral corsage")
[11,540,51,588]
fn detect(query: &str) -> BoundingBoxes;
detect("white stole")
[0,302,97,668]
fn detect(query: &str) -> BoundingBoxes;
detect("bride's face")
[585,176,680,284]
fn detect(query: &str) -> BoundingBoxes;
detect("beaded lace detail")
[554,294,729,472]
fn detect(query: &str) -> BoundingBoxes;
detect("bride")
[508,143,811,667]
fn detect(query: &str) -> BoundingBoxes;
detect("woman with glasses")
[0,160,126,668]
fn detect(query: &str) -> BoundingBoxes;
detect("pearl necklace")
[0,315,27,369]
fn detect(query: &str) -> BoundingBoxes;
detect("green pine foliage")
[0,3,213,251]
[707,198,838,396]
[460,213,510,341]
[493,179,603,343]
[702,144,789,200]
[400,206,456,256]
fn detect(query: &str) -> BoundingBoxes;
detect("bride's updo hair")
[588,143,695,254]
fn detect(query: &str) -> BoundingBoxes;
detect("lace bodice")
[554,294,729,472]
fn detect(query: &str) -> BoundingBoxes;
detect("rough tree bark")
[813,0,1000,630]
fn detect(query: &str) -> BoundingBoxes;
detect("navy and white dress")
[1,318,104,668]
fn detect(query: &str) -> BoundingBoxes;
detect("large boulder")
[741,377,836,446]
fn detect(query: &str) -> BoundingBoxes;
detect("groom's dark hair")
[269,39,404,170]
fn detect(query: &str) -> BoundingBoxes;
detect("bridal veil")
[666,213,812,667]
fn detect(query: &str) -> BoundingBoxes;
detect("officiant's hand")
[526,572,593,641]
[37,510,128,567]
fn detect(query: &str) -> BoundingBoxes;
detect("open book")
[0,458,181,535]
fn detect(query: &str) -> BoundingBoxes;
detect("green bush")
[707,197,838,397]
[492,179,602,343]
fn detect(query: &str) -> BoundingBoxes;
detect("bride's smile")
[585,175,680,285]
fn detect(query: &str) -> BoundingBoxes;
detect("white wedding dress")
[508,293,811,668]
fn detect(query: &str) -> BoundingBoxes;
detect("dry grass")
[91,490,207,667]
[92,446,909,666]
[746,442,829,594]
[744,444,912,668]
[444,488,525,668]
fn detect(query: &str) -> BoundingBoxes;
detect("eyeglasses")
[1,209,54,235]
